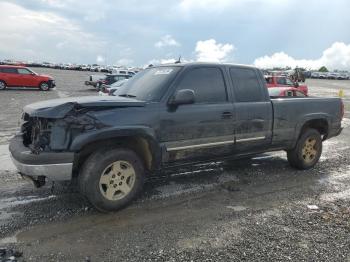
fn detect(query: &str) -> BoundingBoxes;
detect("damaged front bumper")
[9,135,74,181]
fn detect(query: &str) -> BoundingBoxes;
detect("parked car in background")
[319,73,327,79]
[327,72,338,80]
[95,74,131,90]
[85,74,106,88]
[311,72,320,78]
[265,76,308,95]
[268,87,308,97]
[111,68,129,75]
[99,79,129,96]
[338,73,349,80]
[0,65,55,91]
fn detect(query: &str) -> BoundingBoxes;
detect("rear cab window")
[229,67,265,102]
[0,67,17,74]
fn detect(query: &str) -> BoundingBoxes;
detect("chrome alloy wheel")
[302,138,317,164]
[99,161,136,201]
[40,82,49,91]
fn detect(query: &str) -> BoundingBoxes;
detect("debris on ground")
[307,204,319,210]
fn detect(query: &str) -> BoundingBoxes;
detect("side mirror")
[169,89,195,106]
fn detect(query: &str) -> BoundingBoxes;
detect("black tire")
[287,128,322,170]
[0,80,6,90]
[78,148,145,212]
[39,82,50,91]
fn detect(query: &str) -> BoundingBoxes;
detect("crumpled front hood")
[24,96,146,118]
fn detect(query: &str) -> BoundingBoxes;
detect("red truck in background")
[0,65,55,91]
[265,76,308,95]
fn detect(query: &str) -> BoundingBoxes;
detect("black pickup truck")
[10,63,344,211]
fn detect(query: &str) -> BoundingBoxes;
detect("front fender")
[70,125,159,151]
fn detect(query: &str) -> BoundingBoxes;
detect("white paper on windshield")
[154,69,173,75]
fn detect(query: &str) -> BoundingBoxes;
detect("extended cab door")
[159,66,235,164]
[229,67,273,152]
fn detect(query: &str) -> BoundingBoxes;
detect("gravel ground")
[0,68,350,261]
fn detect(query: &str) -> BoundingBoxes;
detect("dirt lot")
[1,68,350,261]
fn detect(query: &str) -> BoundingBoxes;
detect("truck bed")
[270,96,343,148]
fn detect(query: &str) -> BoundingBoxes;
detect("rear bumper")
[327,122,343,139]
[9,135,74,181]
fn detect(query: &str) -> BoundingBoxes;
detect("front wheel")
[39,82,50,91]
[287,128,322,170]
[78,148,145,212]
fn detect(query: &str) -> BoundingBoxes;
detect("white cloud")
[155,35,180,48]
[179,0,233,12]
[254,42,350,70]
[179,0,290,13]
[195,39,234,62]
[0,2,106,63]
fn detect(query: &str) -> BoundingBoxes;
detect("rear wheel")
[287,128,322,170]
[39,82,49,91]
[78,148,145,212]
[0,81,6,90]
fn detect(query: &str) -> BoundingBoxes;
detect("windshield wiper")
[119,94,137,98]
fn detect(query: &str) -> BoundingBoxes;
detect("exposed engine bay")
[21,109,105,154]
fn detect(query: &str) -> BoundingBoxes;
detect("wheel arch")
[71,127,161,177]
[295,116,330,146]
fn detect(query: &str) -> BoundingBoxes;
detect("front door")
[159,66,235,164]
[16,68,36,87]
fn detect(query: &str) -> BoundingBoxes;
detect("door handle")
[221,112,233,119]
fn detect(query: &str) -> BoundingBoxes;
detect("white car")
[311,72,320,78]
[98,79,129,96]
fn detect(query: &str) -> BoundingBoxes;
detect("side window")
[276,77,287,85]
[265,77,273,84]
[176,67,227,103]
[230,68,264,102]
[1,68,17,74]
[17,68,32,75]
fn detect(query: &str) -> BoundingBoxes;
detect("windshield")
[113,66,181,102]
[111,79,128,88]
[285,78,294,86]
[28,68,37,75]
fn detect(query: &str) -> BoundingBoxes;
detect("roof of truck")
[151,62,258,69]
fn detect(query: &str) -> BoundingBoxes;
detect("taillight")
[340,99,344,120]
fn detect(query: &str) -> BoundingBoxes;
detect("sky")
[0,0,350,70]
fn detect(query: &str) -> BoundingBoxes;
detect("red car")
[268,87,308,97]
[265,76,308,95]
[0,65,55,91]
